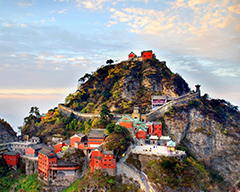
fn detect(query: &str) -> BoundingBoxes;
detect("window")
[109,159,111,161]
[96,161,98,163]
[104,164,107,166]
[104,159,106,161]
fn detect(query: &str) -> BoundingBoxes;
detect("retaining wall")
[58,92,200,122]
[116,162,149,192]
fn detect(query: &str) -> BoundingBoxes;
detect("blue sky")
[0,0,239,132]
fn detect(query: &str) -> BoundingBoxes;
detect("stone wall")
[116,162,149,192]
[58,104,129,121]
[146,92,200,121]
[58,92,199,122]
[21,156,38,175]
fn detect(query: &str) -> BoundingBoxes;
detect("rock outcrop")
[165,108,240,184]
[0,119,18,143]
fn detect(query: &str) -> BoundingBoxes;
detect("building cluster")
[128,50,156,61]
[2,104,177,177]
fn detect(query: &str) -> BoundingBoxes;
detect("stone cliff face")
[164,108,240,184]
[0,120,18,143]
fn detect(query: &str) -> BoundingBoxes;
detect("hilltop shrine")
[128,50,156,61]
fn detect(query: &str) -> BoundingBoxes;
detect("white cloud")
[58,9,68,14]
[212,68,240,77]
[76,0,109,10]
[41,20,46,24]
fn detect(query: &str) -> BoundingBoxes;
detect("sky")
[0,0,239,133]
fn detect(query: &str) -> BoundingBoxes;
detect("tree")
[23,106,41,125]
[29,106,40,118]
[106,123,115,135]
[100,104,113,122]
[106,59,114,65]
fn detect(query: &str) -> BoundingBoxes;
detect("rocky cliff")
[164,107,240,185]
[0,118,18,143]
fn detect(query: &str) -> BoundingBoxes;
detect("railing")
[131,149,186,157]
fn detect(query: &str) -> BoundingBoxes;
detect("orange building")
[88,129,106,149]
[3,151,20,170]
[70,132,87,148]
[118,115,148,139]
[49,160,80,179]
[133,119,148,140]
[141,50,154,61]
[90,148,116,176]
[38,147,57,178]
[152,122,162,137]
[128,52,137,60]
[25,143,46,157]
[118,115,134,134]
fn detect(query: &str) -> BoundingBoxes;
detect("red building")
[118,115,148,139]
[70,132,87,148]
[3,151,20,170]
[88,129,106,149]
[128,52,137,60]
[38,147,57,178]
[141,50,154,61]
[118,115,134,133]
[135,129,147,140]
[90,149,116,176]
[49,160,80,179]
[152,122,162,137]
[25,143,46,157]
[133,119,148,140]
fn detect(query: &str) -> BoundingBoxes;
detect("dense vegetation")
[63,169,142,192]
[0,169,27,192]
[145,156,229,191]
[0,156,8,175]
[65,58,190,114]
[102,124,133,159]
[22,107,100,142]
[14,173,44,192]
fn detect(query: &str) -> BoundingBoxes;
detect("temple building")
[89,148,116,176]
[88,129,106,149]
[128,50,155,62]
[25,143,46,157]
[38,146,57,179]
[2,151,20,170]
[70,132,87,148]
[49,160,80,180]
[118,113,162,140]
[167,140,176,152]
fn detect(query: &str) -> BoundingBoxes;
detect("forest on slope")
[65,58,190,114]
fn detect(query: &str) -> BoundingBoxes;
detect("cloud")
[50,17,56,22]
[0,88,70,95]
[76,0,110,10]
[212,68,240,77]
[58,9,68,14]
[228,2,240,14]
[41,20,46,24]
